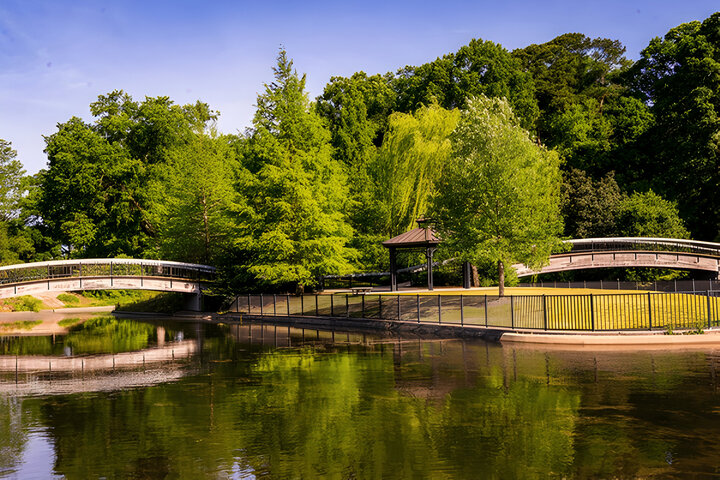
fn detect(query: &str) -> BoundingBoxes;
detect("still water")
[2,316,720,479]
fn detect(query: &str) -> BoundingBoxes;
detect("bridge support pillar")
[183,292,203,312]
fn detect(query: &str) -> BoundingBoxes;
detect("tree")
[561,168,623,238]
[236,50,355,291]
[371,102,459,237]
[0,140,26,222]
[394,39,539,129]
[152,133,239,265]
[40,92,217,258]
[431,96,562,295]
[616,191,689,239]
[626,13,720,240]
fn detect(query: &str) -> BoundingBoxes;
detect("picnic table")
[350,286,373,295]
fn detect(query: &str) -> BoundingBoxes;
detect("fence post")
[362,295,365,318]
[397,295,401,321]
[315,295,319,316]
[438,295,442,324]
[286,295,290,316]
[417,294,421,323]
[590,294,595,331]
[647,292,652,330]
[236,295,239,313]
[346,294,350,317]
[301,295,304,315]
[510,296,514,329]
[460,295,464,326]
[260,294,264,316]
[485,294,488,327]
[331,295,334,316]
[378,295,382,319]
[707,292,712,329]
[273,294,277,316]
[247,294,251,314]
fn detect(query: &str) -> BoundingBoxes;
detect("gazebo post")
[426,247,436,291]
[389,247,397,292]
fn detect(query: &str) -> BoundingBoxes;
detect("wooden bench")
[350,287,373,295]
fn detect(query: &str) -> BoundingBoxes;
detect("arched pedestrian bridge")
[514,237,720,278]
[0,258,216,301]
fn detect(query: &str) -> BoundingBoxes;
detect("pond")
[2,316,720,479]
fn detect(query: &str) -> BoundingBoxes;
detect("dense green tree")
[431,96,563,295]
[316,72,396,240]
[616,191,689,239]
[371,102,459,237]
[627,13,720,240]
[40,93,217,258]
[152,133,240,265]
[0,139,26,222]
[234,50,355,291]
[393,39,539,128]
[513,34,653,177]
[562,168,623,238]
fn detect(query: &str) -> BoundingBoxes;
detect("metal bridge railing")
[234,291,720,333]
[0,258,216,286]
[563,237,720,257]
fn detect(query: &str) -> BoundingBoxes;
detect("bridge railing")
[563,237,720,257]
[233,291,720,333]
[0,259,215,286]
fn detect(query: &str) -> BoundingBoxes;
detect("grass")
[57,293,80,305]
[253,288,720,332]
[0,320,42,331]
[2,296,43,312]
[73,290,163,307]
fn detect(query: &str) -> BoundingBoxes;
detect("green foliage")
[562,169,623,238]
[562,169,688,240]
[626,13,720,239]
[0,139,26,222]
[431,95,563,293]
[57,293,80,305]
[371,102,460,236]
[394,39,539,128]
[3,295,42,312]
[231,49,355,290]
[616,191,689,239]
[40,91,217,257]
[152,133,240,264]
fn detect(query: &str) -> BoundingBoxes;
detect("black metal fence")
[518,279,720,294]
[232,292,720,332]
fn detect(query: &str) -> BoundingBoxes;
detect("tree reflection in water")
[2,323,720,478]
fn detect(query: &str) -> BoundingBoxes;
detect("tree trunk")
[498,260,505,297]
[471,264,480,287]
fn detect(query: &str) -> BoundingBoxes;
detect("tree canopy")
[431,96,563,294]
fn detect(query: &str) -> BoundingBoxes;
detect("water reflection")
[2,320,720,478]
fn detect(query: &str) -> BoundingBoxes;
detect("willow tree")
[372,102,459,237]
[431,95,562,295]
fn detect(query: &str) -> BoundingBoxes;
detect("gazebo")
[382,218,473,291]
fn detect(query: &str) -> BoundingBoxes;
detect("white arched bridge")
[0,258,215,308]
[514,237,720,278]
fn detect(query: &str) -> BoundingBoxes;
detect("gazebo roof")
[382,226,441,248]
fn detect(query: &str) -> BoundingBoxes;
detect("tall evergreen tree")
[236,50,355,291]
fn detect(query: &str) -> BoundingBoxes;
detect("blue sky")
[1,0,718,173]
